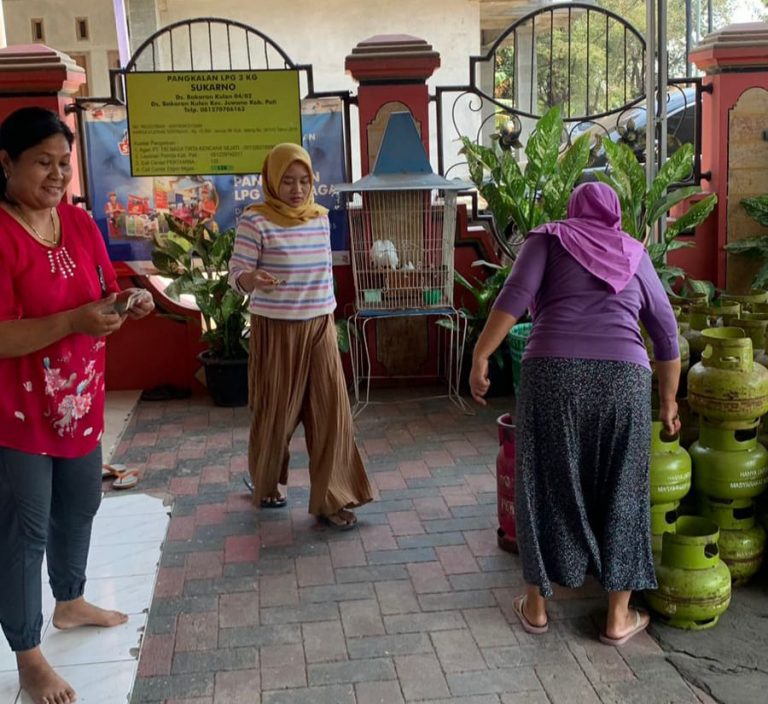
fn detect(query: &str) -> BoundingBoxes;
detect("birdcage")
[336,112,468,312]
[344,189,457,310]
[335,111,472,417]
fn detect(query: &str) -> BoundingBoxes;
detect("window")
[76,18,89,41]
[31,19,44,42]
[68,53,89,98]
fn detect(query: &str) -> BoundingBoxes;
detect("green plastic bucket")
[508,323,533,395]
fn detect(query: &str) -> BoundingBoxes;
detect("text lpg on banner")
[125,70,301,176]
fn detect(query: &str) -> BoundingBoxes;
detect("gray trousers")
[0,445,102,651]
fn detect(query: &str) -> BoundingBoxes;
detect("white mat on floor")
[0,492,169,704]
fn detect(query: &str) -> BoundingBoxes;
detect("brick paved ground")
[115,390,713,704]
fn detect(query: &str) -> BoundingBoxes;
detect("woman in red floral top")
[0,107,154,704]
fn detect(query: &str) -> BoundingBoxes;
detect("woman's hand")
[118,288,155,320]
[68,294,124,337]
[238,269,283,292]
[469,356,491,405]
[659,399,681,436]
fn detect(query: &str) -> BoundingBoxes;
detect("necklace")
[12,206,58,245]
[6,205,76,278]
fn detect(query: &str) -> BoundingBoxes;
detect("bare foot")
[17,647,77,704]
[52,597,128,630]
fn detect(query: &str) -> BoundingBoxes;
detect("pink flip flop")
[102,464,140,490]
[599,609,650,646]
[512,595,549,635]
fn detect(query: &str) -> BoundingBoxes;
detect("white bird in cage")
[370,239,399,269]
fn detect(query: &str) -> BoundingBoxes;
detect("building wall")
[2,0,119,96]
[157,0,482,177]
[2,0,482,174]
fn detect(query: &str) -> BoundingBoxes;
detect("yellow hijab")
[248,143,328,227]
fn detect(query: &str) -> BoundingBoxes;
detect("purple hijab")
[529,182,645,293]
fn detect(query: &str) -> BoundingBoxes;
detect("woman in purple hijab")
[470,182,680,646]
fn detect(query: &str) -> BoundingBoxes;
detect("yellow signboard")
[125,70,301,176]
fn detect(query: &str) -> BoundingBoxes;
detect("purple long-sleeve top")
[493,232,679,369]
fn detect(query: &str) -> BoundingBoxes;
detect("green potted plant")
[724,195,768,289]
[454,106,592,394]
[460,105,593,253]
[450,261,513,395]
[595,139,717,297]
[151,215,250,407]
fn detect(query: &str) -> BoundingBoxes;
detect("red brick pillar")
[0,44,86,203]
[689,23,768,290]
[345,35,440,175]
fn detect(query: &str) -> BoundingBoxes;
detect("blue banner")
[83,99,348,261]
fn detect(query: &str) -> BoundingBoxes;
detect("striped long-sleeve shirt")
[228,211,336,321]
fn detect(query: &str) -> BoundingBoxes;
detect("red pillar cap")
[690,22,768,74]
[345,35,440,83]
[0,44,85,94]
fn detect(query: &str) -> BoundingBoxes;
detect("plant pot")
[198,351,249,407]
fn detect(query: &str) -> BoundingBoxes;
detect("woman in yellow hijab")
[229,143,373,529]
[249,143,326,227]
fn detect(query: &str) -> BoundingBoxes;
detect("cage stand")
[347,307,471,418]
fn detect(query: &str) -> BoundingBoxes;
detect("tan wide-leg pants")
[247,314,373,516]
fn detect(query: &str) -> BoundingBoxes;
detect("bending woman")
[229,143,373,529]
[470,182,680,646]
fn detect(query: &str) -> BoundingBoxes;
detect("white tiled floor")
[0,393,169,704]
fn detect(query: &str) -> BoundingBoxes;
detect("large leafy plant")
[596,140,717,293]
[460,105,592,248]
[152,216,249,360]
[724,196,768,288]
[450,260,513,364]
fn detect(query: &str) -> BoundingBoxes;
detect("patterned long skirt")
[515,357,657,598]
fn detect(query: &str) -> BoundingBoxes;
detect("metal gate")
[433,2,708,252]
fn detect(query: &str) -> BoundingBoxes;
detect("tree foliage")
[493,0,745,118]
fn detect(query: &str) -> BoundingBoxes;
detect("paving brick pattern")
[118,391,709,704]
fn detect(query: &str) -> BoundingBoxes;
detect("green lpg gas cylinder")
[651,501,679,554]
[682,305,712,367]
[757,346,768,370]
[722,313,768,360]
[689,425,768,499]
[688,328,768,426]
[645,516,731,630]
[643,320,690,375]
[650,422,692,503]
[710,301,742,324]
[721,289,768,313]
[757,493,768,532]
[668,292,709,312]
[677,397,699,449]
[698,497,766,586]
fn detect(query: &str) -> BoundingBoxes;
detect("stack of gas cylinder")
[645,291,768,629]
[648,421,691,555]
[688,300,768,587]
